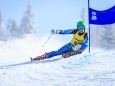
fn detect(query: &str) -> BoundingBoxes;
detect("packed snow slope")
[0,34,115,86]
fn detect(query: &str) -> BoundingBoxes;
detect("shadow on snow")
[0,52,100,70]
[0,58,62,70]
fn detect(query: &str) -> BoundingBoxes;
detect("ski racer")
[31,21,88,61]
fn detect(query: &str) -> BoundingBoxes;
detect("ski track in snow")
[0,51,115,86]
[0,35,115,86]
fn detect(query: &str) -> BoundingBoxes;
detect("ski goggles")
[77,26,85,30]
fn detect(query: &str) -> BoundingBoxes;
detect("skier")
[31,21,88,61]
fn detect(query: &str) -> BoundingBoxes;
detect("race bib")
[72,44,81,51]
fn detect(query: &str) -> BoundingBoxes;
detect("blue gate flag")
[89,5,115,25]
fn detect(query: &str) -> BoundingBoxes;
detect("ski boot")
[31,53,48,62]
[62,51,76,58]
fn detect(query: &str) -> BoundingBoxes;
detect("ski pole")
[42,33,53,47]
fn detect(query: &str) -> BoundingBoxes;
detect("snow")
[0,34,115,86]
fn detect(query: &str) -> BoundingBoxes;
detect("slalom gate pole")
[42,33,53,47]
[88,0,91,53]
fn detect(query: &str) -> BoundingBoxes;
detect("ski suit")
[47,29,88,58]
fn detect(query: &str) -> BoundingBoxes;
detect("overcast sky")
[0,0,115,36]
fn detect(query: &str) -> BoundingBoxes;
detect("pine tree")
[80,8,86,22]
[20,4,36,36]
[0,10,6,41]
[100,24,115,49]
[6,18,18,39]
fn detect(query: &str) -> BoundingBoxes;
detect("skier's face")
[79,29,85,33]
[77,25,85,33]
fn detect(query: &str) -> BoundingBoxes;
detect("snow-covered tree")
[80,8,89,32]
[0,10,6,41]
[0,10,2,34]
[91,24,115,49]
[6,18,18,39]
[100,24,115,49]
[90,24,105,49]
[80,8,86,22]
[20,4,36,36]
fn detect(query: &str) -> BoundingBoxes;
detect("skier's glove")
[51,29,60,34]
[51,29,56,34]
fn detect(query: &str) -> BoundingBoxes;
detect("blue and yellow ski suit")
[47,29,88,58]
